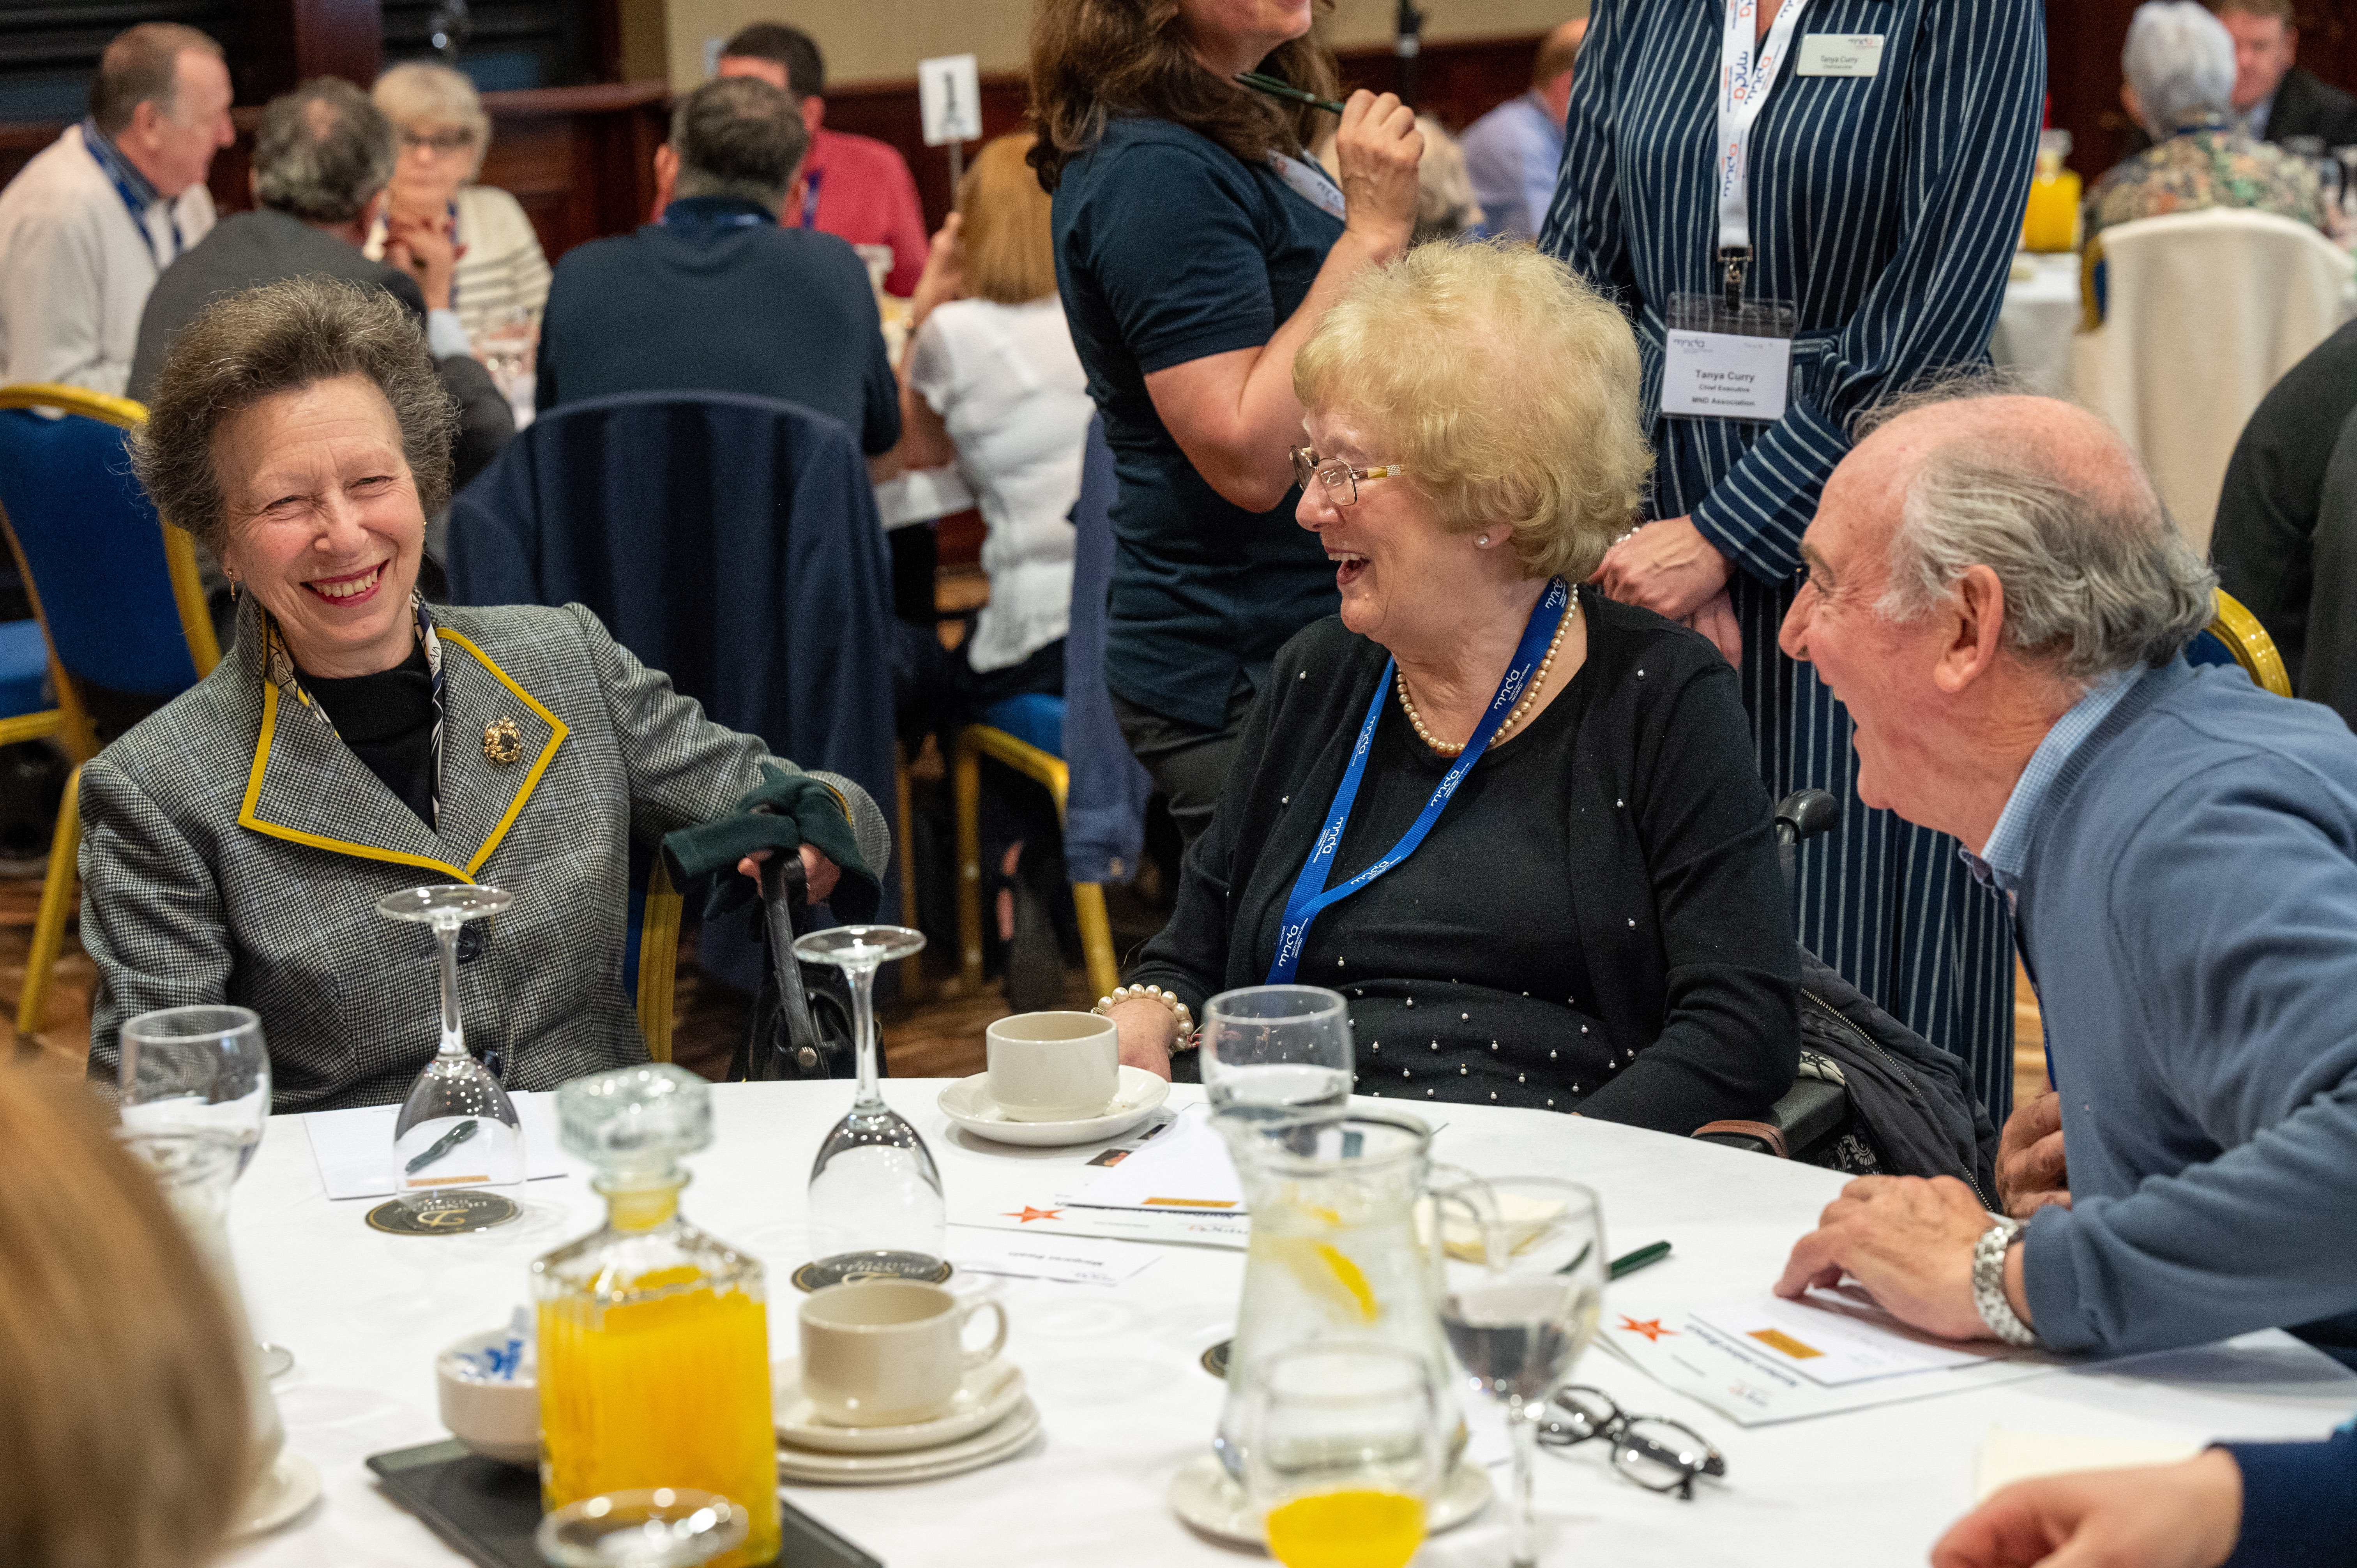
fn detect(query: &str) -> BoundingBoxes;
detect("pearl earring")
[1477,533,1491,547]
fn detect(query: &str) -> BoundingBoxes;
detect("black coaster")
[790,1252,954,1292]
[1200,1338,1232,1380]
[366,1191,521,1236]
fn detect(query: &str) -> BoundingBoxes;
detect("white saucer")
[774,1356,1026,1453]
[1167,1453,1493,1546]
[938,1067,1170,1147]
[230,1451,323,1540]
[777,1398,1041,1484]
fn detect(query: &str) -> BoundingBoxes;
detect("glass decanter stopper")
[531,1065,780,1568]
[793,925,945,1284]
[380,884,523,1206]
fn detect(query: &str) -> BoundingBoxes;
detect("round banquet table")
[1989,251,2083,399]
[222,1080,2355,1568]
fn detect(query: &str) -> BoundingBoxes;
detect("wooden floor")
[5,859,2051,1117]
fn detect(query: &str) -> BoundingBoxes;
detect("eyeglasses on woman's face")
[1290,445,1406,506]
[1536,1385,1727,1501]
[399,127,476,156]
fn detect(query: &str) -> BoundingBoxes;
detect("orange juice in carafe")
[2021,130,2081,254]
[533,1066,780,1568]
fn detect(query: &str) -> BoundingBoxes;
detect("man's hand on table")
[1996,1091,2071,1218]
[1774,1174,2028,1343]
[735,846,841,903]
[1931,1451,2244,1568]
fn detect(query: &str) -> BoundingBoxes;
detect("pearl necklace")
[1396,595,1576,758]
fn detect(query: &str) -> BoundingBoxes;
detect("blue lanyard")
[800,166,825,230]
[1266,577,1572,984]
[81,118,178,270]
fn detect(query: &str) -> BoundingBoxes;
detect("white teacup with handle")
[798,1280,1009,1427]
[985,1010,1120,1122]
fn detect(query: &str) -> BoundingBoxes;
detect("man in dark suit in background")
[534,75,899,456]
[131,77,512,608]
[2123,0,2357,155]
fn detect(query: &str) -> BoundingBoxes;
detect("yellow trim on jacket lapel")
[433,629,569,877]
[235,629,569,881]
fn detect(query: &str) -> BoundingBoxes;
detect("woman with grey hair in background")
[2086,0,2322,240]
[365,60,552,346]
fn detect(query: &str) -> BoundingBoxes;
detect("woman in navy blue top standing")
[1541,0,2044,1121]
[1030,0,1421,847]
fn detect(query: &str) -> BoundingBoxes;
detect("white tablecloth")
[1989,252,2082,398]
[223,1082,2355,1567]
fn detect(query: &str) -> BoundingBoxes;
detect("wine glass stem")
[1507,1400,1540,1568]
[846,960,883,1111]
[435,916,466,1058]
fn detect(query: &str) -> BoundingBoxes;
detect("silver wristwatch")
[1972,1217,2040,1348]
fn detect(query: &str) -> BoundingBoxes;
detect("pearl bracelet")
[1094,984,1199,1051]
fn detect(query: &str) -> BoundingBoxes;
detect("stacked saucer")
[774,1357,1039,1484]
[937,1066,1170,1147]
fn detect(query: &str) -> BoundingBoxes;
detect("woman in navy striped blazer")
[1541,0,2044,1121]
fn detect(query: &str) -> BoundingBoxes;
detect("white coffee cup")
[985,1010,1120,1122]
[797,1280,1010,1427]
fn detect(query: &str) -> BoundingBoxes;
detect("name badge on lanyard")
[1661,0,1808,425]
[1268,151,1348,221]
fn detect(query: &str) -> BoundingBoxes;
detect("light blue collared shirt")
[1960,670,2136,901]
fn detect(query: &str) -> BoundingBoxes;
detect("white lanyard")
[1716,0,1808,299]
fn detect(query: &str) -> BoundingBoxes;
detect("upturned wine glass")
[378,885,523,1207]
[118,1004,294,1376]
[1436,1176,1607,1568]
[793,925,943,1280]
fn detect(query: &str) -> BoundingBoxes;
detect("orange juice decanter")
[532,1065,780,1568]
[2021,129,2081,254]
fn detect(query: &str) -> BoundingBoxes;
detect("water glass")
[1201,985,1352,1121]
[1436,1177,1606,1568]
[536,1489,748,1568]
[1239,1341,1444,1568]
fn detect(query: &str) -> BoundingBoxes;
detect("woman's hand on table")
[735,846,842,904]
[1773,1174,2018,1343]
[1592,517,1732,622]
[1106,997,1178,1082]
[1334,89,1423,260]
[1995,1091,2072,1219]
[1930,1450,2244,1568]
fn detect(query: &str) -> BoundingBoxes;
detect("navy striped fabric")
[1541,0,2046,1123]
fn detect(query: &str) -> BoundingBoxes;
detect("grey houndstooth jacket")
[80,597,889,1113]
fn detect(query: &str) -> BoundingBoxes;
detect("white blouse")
[906,296,1094,674]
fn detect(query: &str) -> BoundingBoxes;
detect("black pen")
[1609,1240,1673,1280]
[1234,71,1349,117]
[404,1118,479,1175]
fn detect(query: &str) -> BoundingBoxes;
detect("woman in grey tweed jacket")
[83,275,888,1112]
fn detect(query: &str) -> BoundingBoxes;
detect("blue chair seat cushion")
[0,620,51,718]
[2186,628,2238,671]
[979,693,1065,759]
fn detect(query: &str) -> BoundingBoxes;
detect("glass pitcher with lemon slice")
[1215,1107,1459,1481]
[531,1065,780,1568]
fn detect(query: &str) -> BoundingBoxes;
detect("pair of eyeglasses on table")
[1537,1385,1729,1501]
[1290,445,1406,505]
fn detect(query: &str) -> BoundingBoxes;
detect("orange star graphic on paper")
[1003,1206,1064,1223]
[1617,1315,1676,1342]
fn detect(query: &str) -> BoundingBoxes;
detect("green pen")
[404,1118,479,1176]
[1234,71,1350,117]
[1610,1240,1673,1280]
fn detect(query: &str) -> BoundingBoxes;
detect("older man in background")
[2213,0,2357,147]
[2090,0,2320,239]
[1458,15,1587,241]
[1771,387,2357,1363]
[535,75,897,454]
[130,79,510,494]
[0,23,233,393]
[714,22,928,297]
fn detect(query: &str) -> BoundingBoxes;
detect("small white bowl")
[436,1327,539,1467]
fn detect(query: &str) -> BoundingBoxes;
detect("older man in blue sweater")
[1771,387,2357,1371]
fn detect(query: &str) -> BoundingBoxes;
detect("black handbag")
[730,855,862,1083]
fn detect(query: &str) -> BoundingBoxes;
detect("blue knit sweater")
[2015,657,2357,1358]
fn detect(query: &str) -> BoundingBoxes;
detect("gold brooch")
[482,717,523,766]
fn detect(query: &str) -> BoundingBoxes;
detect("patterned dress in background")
[2086,114,2325,241]
[1541,0,2045,1123]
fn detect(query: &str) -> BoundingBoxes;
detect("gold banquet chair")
[2189,588,2294,697]
[953,722,1122,1004]
[0,383,222,1042]
[632,856,683,1063]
